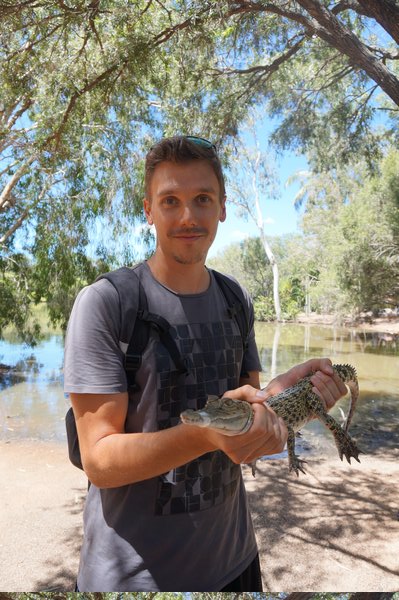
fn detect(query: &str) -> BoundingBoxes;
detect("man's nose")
[180,201,197,225]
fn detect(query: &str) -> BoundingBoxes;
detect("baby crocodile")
[180,363,362,475]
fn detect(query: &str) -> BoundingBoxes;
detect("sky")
[208,149,308,258]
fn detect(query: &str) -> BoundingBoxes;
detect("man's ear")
[143,198,153,225]
[220,195,227,223]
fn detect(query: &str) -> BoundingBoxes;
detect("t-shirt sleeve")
[63,279,127,394]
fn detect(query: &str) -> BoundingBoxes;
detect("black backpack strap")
[97,267,149,391]
[212,270,251,352]
[138,309,189,377]
[99,266,188,392]
[96,266,142,344]
[212,270,252,379]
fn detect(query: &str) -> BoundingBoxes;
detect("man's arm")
[71,391,219,488]
[72,359,345,489]
[71,381,287,489]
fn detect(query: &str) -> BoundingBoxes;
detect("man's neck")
[147,254,210,294]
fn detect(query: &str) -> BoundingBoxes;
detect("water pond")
[0,323,398,459]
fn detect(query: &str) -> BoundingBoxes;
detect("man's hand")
[205,357,348,466]
[200,385,288,466]
[260,357,348,411]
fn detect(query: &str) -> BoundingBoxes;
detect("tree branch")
[227,0,399,106]
[6,97,35,132]
[0,155,37,210]
[45,60,127,150]
[213,35,305,77]
[0,176,63,243]
[0,1,43,17]
[5,22,64,62]
[227,0,315,30]
[152,12,203,47]
[356,0,399,45]
[295,0,399,106]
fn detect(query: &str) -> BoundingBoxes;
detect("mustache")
[168,227,208,236]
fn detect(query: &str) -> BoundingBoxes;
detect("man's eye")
[163,197,177,206]
[197,195,211,204]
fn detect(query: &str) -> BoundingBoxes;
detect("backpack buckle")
[125,352,142,372]
[227,303,241,319]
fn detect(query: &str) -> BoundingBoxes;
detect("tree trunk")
[305,273,311,316]
[350,594,395,600]
[296,0,399,106]
[285,594,316,600]
[356,0,399,45]
[260,229,282,321]
[271,322,281,379]
[251,149,282,321]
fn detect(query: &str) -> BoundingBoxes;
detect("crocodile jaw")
[180,410,212,428]
[180,396,254,436]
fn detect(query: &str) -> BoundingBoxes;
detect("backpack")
[65,265,251,470]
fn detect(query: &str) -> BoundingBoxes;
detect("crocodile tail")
[333,363,359,431]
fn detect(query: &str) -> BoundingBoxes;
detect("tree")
[2,0,399,339]
[216,0,399,170]
[298,147,399,314]
[227,121,283,320]
[1,1,169,337]
[208,234,306,321]
[208,236,275,303]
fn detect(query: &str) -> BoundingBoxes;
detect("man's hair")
[144,136,226,200]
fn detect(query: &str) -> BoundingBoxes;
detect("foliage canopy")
[212,146,399,319]
[1,0,399,338]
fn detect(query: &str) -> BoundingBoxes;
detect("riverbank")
[1,439,398,592]
[295,312,399,335]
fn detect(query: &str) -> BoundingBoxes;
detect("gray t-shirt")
[64,262,262,591]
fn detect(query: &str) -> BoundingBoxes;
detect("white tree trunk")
[271,322,281,379]
[260,229,282,321]
[252,153,282,321]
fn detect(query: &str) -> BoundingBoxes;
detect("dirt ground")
[0,439,398,592]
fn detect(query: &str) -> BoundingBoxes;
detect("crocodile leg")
[287,427,307,476]
[310,397,362,464]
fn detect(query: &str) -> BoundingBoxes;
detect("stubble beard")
[171,249,207,265]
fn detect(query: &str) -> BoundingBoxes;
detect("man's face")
[144,160,226,266]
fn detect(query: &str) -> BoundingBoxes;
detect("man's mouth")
[170,228,207,240]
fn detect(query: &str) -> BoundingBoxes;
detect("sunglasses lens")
[185,136,216,151]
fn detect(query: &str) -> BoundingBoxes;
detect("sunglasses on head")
[185,136,217,152]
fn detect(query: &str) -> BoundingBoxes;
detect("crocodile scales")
[180,363,362,475]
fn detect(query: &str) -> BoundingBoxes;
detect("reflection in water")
[0,325,398,453]
[0,335,66,441]
[355,330,398,355]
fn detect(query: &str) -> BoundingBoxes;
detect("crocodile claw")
[289,456,307,476]
[339,441,363,464]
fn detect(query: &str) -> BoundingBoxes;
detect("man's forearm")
[82,424,217,488]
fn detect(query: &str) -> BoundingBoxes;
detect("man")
[64,135,347,591]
